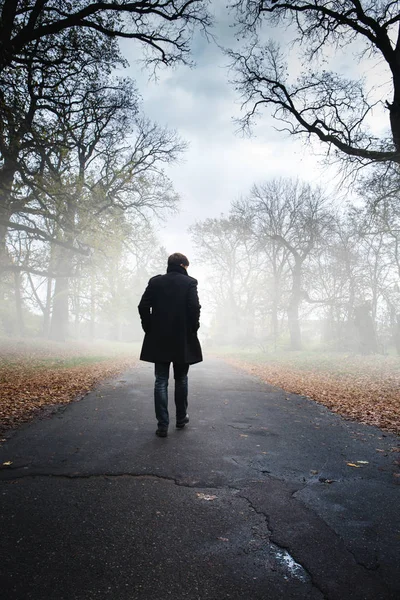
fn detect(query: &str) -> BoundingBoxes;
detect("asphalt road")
[0,359,399,600]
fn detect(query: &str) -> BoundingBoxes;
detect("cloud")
[119,7,340,259]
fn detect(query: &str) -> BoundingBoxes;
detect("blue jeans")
[154,362,189,429]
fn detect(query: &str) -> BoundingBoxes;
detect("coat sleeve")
[187,279,201,332]
[138,279,153,333]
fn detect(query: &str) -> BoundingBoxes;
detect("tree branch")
[1,219,90,255]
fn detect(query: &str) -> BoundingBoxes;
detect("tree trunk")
[0,215,9,273]
[287,260,302,350]
[42,244,55,337]
[271,272,279,351]
[389,50,400,154]
[74,296,80,339]
[0,156,20,270]
[271,301,279,350]
[354,304,378,355]
[73,268,81,339]
[0,193,12,311]
[43,276,53,338]
[13,270,24,336]
[393,308,400,356]
[49,196,77,342]
[390,21,400,151]
[49,248,70,342]
[49,274,69,341]
[322,306,335,345]
[89,270,96,340]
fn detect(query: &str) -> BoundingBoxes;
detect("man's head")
[168,252,189,270]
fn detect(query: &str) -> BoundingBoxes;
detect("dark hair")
[168,252,189,267]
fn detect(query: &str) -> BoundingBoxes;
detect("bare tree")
[305,215,362,348]
[240,178,333,350]
[4,70,182,340]
[354,177,400,351]
[0,30,122,273]
[0,0,210,73]
[0,0,209,270]
[190,215,266,344]
[229,1,400,167]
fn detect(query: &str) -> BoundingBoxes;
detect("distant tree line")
[191,177,400,354]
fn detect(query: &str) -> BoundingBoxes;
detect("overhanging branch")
[2,220,91,255]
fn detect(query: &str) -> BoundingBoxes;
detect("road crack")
[0,470,242,491]
[239,492,328,599]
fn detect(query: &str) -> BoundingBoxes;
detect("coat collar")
[167,264,188,276]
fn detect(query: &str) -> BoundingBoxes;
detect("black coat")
[138,265,203,365]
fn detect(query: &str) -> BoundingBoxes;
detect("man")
[138,252,203,437]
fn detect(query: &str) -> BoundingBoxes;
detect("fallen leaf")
[347,463,361,468]
[196,493,217,501]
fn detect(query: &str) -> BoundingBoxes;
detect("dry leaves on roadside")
[227,358,400,435]
[0,340,137,433]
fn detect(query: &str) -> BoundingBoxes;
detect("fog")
[1,1,400,359]
[3,171,400,357]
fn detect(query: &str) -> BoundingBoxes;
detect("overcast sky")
[120,2,390,277]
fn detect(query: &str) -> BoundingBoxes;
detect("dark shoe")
[155,428,168,438]
[176,414,189,429]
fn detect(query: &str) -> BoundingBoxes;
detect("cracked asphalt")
[0,358,399,600]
